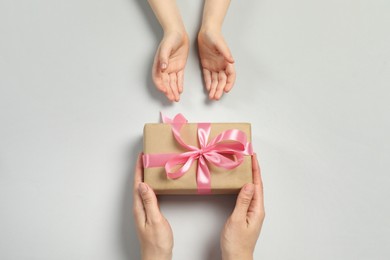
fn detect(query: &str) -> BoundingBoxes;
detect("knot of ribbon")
[143,114,253,194]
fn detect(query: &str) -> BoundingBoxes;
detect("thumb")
[216,40,234,63]
[231,183,255,220]
[158,41,173,71]
[138,182,161,223]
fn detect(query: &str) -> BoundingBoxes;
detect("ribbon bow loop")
[159,114,253,194]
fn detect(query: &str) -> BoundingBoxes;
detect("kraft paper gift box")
[143,115,253,195]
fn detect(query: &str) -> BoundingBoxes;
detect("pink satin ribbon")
[143,114,253,194]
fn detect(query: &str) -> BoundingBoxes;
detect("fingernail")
[244,184,254,194]
[138,183,148,195]
[161,63,167,70]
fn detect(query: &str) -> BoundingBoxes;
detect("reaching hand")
[220,154,265,260]
[152,31,189,102]
[198,29,236,100]
[133,154,173,260]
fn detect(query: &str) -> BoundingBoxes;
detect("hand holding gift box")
[133,153,265,259]
[143,114,254,194]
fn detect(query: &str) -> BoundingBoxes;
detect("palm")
[198,32,230,72]
[198,31,236,100]
[152,32,189,102]
[162,39,188,73]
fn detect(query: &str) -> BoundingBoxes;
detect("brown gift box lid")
[143,123,253,195]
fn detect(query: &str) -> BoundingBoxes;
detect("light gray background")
[1,0,389,259]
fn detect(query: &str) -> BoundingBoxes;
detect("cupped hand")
[198,29,236,100]
[133,154,173,260]
[152,31,189,102]
[220,154,265,260]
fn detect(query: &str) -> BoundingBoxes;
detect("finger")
[203,69,212,91]
[163,73,174,101]
[133,154,143,188]
[152,56,167,94]
[154,80,167,94]
[214,71,227,100]
[165,86,174,102]
[231,183,255,221]
[252,154,262,187]
[209,71,219,99]
[216,39,234,63]
[133,154,146,225]
[169,73,180,102]
[177,70,184,94]
[247,154,265,224]
[252,154,264,210]
[138,182,162,224]
[159,41,173,71]
[224,63,236,93]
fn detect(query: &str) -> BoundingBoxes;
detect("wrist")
[199,24,222,35]
[142,251,172,260]
[163,26,188,38]
[141,243,173,260]
[221,251,253,260]
[163,29,189,47]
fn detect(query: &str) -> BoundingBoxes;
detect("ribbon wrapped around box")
[143,114,254,195]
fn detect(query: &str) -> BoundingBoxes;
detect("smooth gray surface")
[1,0,390,259]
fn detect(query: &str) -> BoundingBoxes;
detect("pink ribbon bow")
[143,114,253,194]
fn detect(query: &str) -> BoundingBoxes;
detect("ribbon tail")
[197,156,211,194]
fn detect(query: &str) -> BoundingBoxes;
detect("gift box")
[143,114,253,195]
